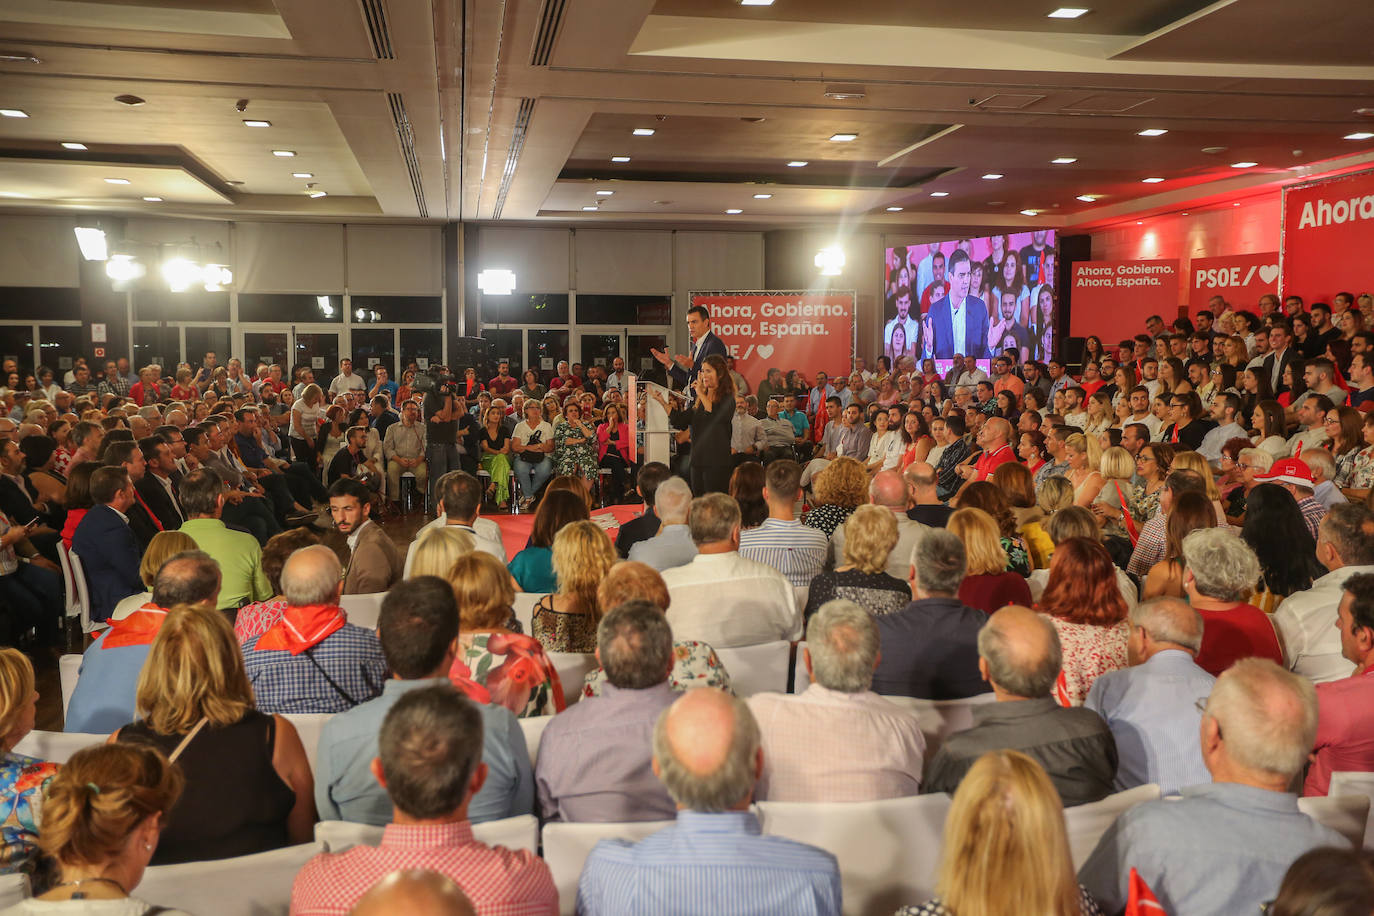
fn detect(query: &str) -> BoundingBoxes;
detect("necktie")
[133,490,164,531]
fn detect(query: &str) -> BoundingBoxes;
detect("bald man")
[830,470,929,581]
[923,606,1117,806]
[350,871,475,916]
[903,460,954,527]
[577,688,842,916]
[955,415,1015,492]
[1084,598,1215,793]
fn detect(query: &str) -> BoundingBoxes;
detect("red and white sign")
[1188,252,1279,311]
[1282,167,1374,303]
[1069,259,1180,342]
[689,290,855,387]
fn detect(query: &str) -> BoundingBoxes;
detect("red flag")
[1125,867,1167,915]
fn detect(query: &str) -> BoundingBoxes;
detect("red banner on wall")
[1069,260,1181,342]
[688,290,855,388]
[1188,252,1279,312]
[1283,168,1374,303]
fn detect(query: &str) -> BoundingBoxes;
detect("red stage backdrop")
[688,290,855,387]
[1283,167,1374,304]
[1069,259,1181,342]
[1188,252,1279,312]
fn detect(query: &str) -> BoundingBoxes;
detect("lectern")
[629,374,687,468]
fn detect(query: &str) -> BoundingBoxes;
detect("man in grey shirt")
[730,395,765,463]
[922,605,1117,806]
[1080,658,1344,914]
[628,477,697,572]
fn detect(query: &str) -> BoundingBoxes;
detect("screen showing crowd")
[883,231,1057,366]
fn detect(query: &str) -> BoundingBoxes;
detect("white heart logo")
[1259,264,1279,284]
[756,344,775,359]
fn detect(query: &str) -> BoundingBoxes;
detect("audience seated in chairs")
[614,462,671,559]
[509,489,589,592]
[109,530,197,622]
[804,504,912,624]
[177,468,272,613]
[234,527,320,645]
[292,685,558,915]
[413,471,506,563]
[71,466,144,626]
[115,604,315,865]
[738,460,829,589]
[750,599,925,801]
[532,520,617,655]
[627,476,697,573]
[1180,528,1284,676]
[831,470,928,582]
[0,648,59,883]
[407,527,475,580]
[316,577,532,828]
[1036,537,1130,706]
[330,477,402,596]
[947,508,1032,616]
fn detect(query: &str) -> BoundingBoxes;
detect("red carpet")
[490,503,646,559]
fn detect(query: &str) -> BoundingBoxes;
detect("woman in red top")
[596,403,633,505]
[949,508,1032,616]
[898,409,934,470]
[1182,526,1283,676]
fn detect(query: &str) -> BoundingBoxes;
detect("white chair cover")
[547,652,597,707]
[282,713,334,780]
[1298,792,1371,850]
[339,592,385,630]
[137,841,324,916]
[512,591,545,634]
[1063,783,1161,870]
[876,693,997,762]
[542,819,674,916]
[1329,771,1374,848]
[518,714,554,770]
[58,654,82,718]
[13,729,107,765]
[713,641,791,697]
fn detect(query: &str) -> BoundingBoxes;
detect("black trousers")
[690,463,731,496]
[599,451,630,502]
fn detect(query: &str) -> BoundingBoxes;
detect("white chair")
[67,549,96,634]
[1329,771,1374,848]
[756,793,952,916]
[714,641,791,697]
[13,729,107,764]
[283,713,334,779]
[1298,793,1371,849]
[542,820,673,916]
[793,584,809,617]
[137,841,323,916]
[877,693,997,762]
[547,652,597,707]
[56,541,85,627]
[317,814,538,855]
[519,714,554,769]
[339,592,386,630]
[0,873,28,908]
[58,654,82,718]
[513,591,545,634]
[790,640,808,693]
[1063,783,1161,870]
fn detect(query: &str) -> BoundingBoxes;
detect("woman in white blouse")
[865,409,902,473]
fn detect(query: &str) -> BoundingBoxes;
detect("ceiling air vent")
[1060,93,1154,113]
[530,0,569,66]
[387,92,427,218]
[971,94,1046,110]
[359,0,395,60]
[493,98,536,219]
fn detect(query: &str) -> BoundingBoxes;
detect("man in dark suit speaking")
[928,249,991,358]
[651,305,729,397]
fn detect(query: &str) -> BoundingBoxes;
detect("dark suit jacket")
[342,520,403,595]
[615,509,659,558]
[1262,347,1297,393]
[929,294,991,358]
[668,330,729,391]
[136,474,184,532]
[71,504,143,624]
[0,475,45,527]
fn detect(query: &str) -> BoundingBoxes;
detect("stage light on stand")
[478,269,517,295]
[814,246,845,277]
[201,263,232,291]
[162,257,201,292]
[73,226,108,261]
[105,255,144,284]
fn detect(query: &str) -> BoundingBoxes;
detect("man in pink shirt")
[292,686,557,915]
[1305,573,1374,796]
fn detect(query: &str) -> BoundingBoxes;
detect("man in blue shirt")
[315,576,532,826]
[578,687,841,915]
[779,393,811,458]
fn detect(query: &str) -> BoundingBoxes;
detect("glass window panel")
[350,328,395,383]
[134,289,230,322]
[350,295,442,324]
[133,326,180,372]
[480,329,523,380]
[238,294,342,324]
[0,326,35,378]
[244,332,290,372]
[576,294,672,326]
[579,334,620,371]
[399,329,444,375]
[480,293,569,325]
[0,288,82,321]
[527,330,569,377]
[628,334,669,379]
[184,328,232,371]
[39,326,87,376]
[293,333,340,388]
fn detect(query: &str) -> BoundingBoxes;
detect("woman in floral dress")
[553,401,598,490]
[0,649,59,885]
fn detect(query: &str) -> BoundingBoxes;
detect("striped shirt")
[577,810,842,916]
[738,517,829,588]
[291,820,557,915]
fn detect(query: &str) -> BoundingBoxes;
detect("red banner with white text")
[1188,252,1279,312]
[1282,168,1374,303]
[1069,259,1180,342]
[688,290,855,390]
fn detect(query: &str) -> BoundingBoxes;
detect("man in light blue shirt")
[628,477,697,572]
[1079,658,1345,915]
[1084,597,1213,794]
[314,577,532,826]
[578,688,841,916]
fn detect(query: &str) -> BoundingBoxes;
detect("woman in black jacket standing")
[650,353,736,496]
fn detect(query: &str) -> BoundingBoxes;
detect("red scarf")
[254,604,347,654]
[101,605,167,650]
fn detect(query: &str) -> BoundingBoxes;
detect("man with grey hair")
[243,543,386,713]
[536,600,679,823]
[661,493,798,647]
[924,605,1117,806]
[1274,503,1374,682]
[578,688,841,915]
[1080,659,1345,914]
[1180,527,1283,674]
[628,476,697,572]
[830,469,928,580]
[1084,598,1214,793]
[1302,447,1348,511]
[872,529,988,700]
[748,600,925,801]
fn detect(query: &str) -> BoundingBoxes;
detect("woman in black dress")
[650,353,735,496]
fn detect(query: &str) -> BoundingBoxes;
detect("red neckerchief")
[254,604,347,654]
[101,604,168,649]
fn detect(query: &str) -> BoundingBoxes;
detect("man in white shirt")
[831,471,928,581]
[1285,394,1333,458]
[952,358,989,390]
[661,492,799,647]
[510,401,554,511]
[628,476,697,572]
[1197,393,1248,464]
[738,460,829,589]
[1061,387,1089,430]
[605,356,628,392]
[1124,386,1162,439]
[1273,504,1374,683]
[406,471,505,575]
[748,599,924,802]
[329,358,366,397]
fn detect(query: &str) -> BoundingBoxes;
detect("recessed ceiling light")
[1231,161,1258,168]
[596,189,614,196]
[1020,209,1039,216]
[740,0,775,6]
[829,133,858,142]
[1182,212,1189,216]
[987,201,1006,206]
[787,160,808,167]
[308,190,327,198]
[61,142,87,150]
[1136,220,1143,225]
[141,196,162,202]
[632,128,655,137]
[103,177,131,184]
[886,206,903,211]
[1233,202,1241,206]
[0,109,27,118]
[1345,131,1374,140]
[1137,128,1168,137]
[753,193,773,199]
[292,172,313,178]
[1048,7,1090,18]
[1201,146,1228,154]
[1076,194,1099,202]
[271,149,295,157]
[930,191,949,197]
[582,205,598,211]
[243,119,271,128]
[611,156,631,163]
[1141,177,1165,183]
[1051,157,1078,164]
[981,173,1004,180]
[725,208,743,214]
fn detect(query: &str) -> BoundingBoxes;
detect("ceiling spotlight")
[596,189,614,196]
[73,227,108,261]
[981,173,1004,180]
[141,196,162,202]
[611,156,631,163]
[829,133,858,142]
[477,269,517,296]
[1020,209,1039,216]
[0,109,28,118]
[1231,161,1258,168]
[105,255,143,284]
[61,142,87,150]
[787,160,808,167]
[1141,177,1165,183]
[1076,194,1099,202]
[632,128,655,137]
[581,205,598,211]
[162,257,201,293]
[242,119,271,128]
[271,149,295,157]
[201,263,233,291]
[1051,157,1078,164]
[725,208,743,214]
[1136,220,1144,225]
[753,193,773,199]
[1047,7,1090,17]
[1233,202,1241,206]
[1201,146,1228,154]
[292,172,313,179]
[308,190,327,198]
[1137,128,1168,137]
[1345,131,1374,140]
[104,177,131,184]
[930,191,949,197]
[815,246,845,276]
[886,206,903,212]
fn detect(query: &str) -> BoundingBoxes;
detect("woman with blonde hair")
[289,382,327,470]
[1089,446,1139,544]
[10,744,183,914]
[0,649,58,881]
[1169,449,1226,523]
[407,525,475,579]
[895,750,1099,916]
[1026,476,1075,569]
[1064,432,1105,507]
[532,519,616,653]
[1037,538,1130,705]
[449,551,563,718]
[954,482,1032,575]
[948,508,1031,616]
[114,605,314,864]
[803,504,911,622]
[109,530,198,621]
[803,456,869,537]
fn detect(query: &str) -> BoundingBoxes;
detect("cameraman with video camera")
[511,399,555,511]
[421,366,477,509]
